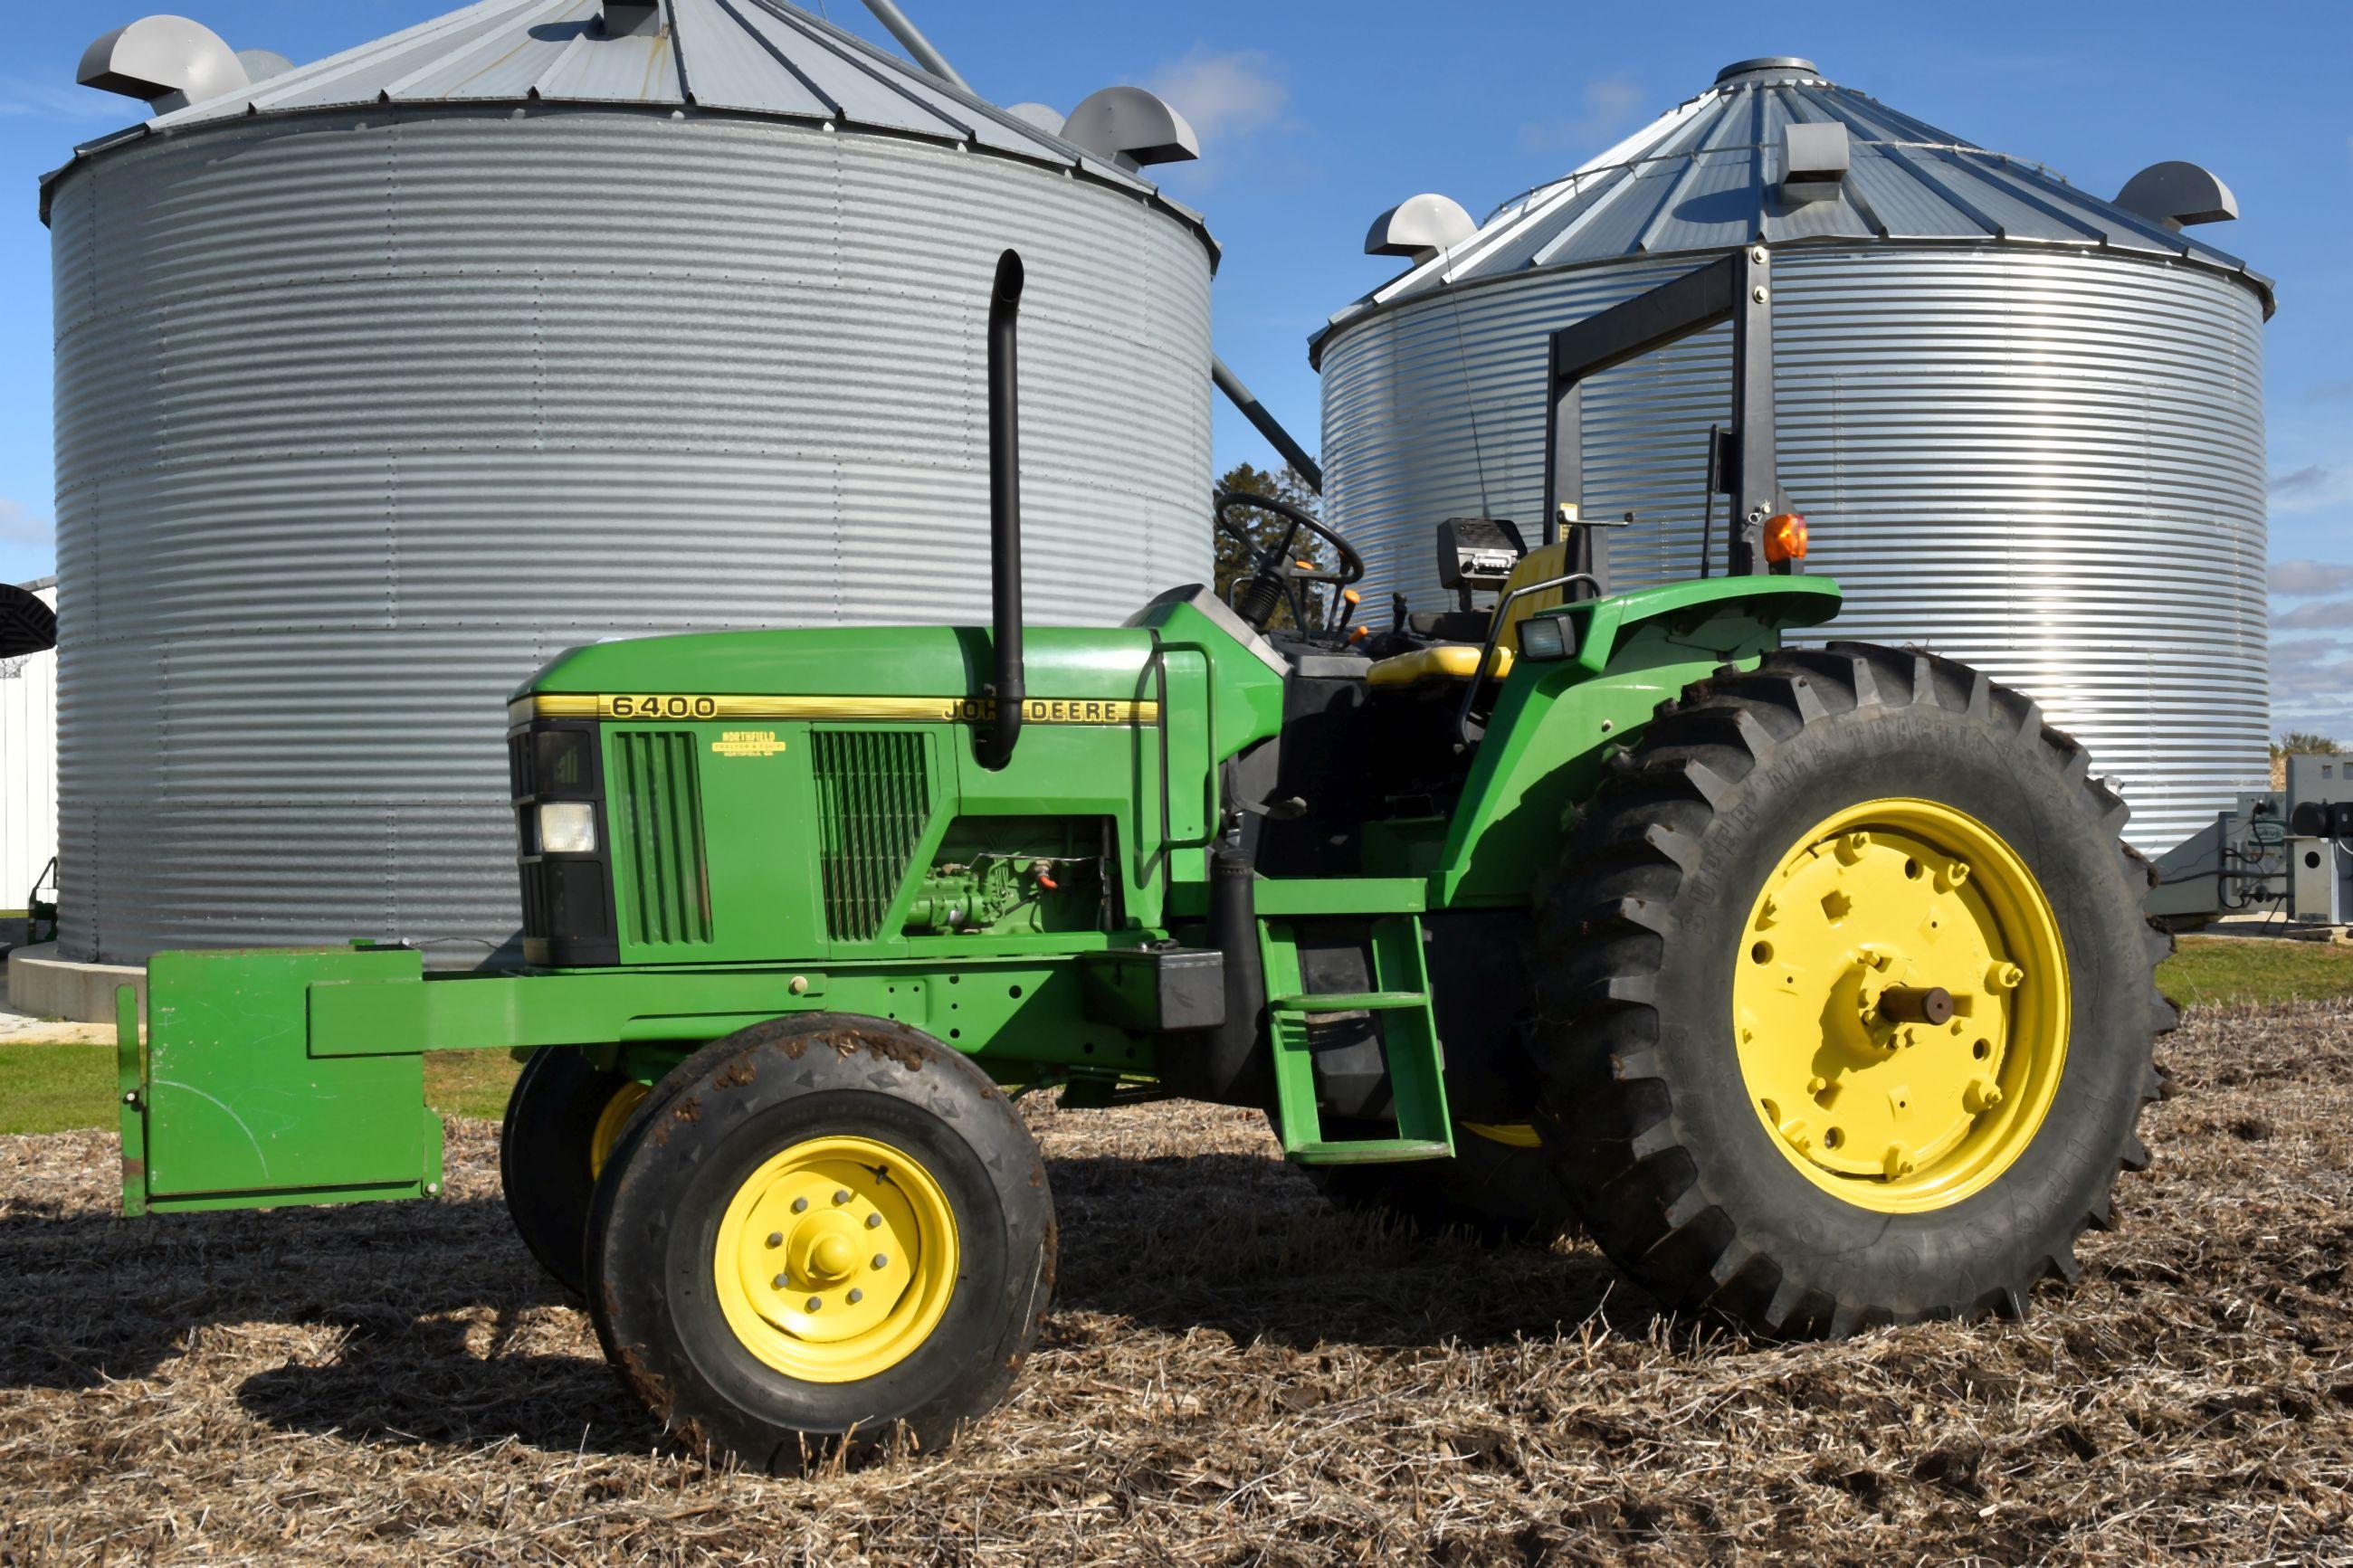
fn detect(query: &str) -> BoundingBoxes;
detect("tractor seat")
[1366,644,1513,687]
[1364,538,1581,689]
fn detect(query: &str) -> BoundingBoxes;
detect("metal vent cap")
[79,15,250,111]
[1715,56,1819,84]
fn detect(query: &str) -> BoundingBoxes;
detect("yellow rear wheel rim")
[1461,1122,1542,1150]
[1732,798,2068,1215]
[713,1136,959,1384]
[588,1080,650,1182]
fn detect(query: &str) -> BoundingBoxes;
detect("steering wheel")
[1215,489,1367,637]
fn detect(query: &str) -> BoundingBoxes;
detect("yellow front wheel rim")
[713,1136,959,1383]
[588,1080,650,1182]
[1733,798,2069,1215]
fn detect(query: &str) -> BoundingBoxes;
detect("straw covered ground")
[2,1003,2348,1564]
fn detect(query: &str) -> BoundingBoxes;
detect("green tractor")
[114,248,2170,1470]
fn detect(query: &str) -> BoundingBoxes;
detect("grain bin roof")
[1315,55,2270,363]
[40,0,1215,258]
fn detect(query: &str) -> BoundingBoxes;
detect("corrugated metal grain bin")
[1317,58,2272,854]
[43,0,1217,965]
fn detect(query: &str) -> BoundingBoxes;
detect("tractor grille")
[812,729,933,942]
[611,731,713,947]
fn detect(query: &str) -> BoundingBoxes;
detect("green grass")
[425,1050,528,1121]
[2158,934,2353,1008]
[0,1044,120,1136]
[0,1045,523,1137]
[0,936,2343,1136]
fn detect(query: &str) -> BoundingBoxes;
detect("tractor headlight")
[538,802,599,856]
[1517,614,1575,661]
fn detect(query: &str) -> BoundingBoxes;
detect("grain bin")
[1317,57,2272,854]
[43,0,1218,966]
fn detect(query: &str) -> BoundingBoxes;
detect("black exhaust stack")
[977,249,1027,772]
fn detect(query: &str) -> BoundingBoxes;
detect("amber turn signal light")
[1764,513,1809,564]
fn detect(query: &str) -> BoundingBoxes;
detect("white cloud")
[1144,49,1289,147]
[0,77,139,122]
[0,500,51,547]
[2272,634,2353,736]
[2272,559,2353,598]
[2276,598,2353,632]
[2272,464,2353,514]
[1520,75,1648,155]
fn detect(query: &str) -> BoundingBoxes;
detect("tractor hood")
[513,590,1291,761]
[519,624,1162,706]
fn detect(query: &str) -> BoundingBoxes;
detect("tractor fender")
[1434,575,1846,908]
[1558,575,1844,675]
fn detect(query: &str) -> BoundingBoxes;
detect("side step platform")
[1262,914,1453,1164]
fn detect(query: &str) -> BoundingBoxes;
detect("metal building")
[1,581,59,913]
[1318,57,2272,854]
[43,0,1218,966]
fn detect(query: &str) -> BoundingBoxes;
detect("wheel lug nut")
[872,1254,889,1270]
[767,1231,783,1249]
[847,1288,864,1305]
[805,1297,824,1313]
[772,1273,789,1290]
[865,1212,883,1230]
[791,1196,809,1213]
[834,1189,852,1206]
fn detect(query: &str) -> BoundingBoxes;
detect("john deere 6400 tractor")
[114,248,2169,1470]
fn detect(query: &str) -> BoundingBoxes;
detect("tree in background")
[2275,732,2344,761]
[2272,732,2342,790]
[1215,462,1329,631]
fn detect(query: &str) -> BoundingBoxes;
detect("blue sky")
[3,0,2348,732]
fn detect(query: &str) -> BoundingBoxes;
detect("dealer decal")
[710,730,790,759]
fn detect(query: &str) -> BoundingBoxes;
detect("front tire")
[586,1016,1055,1471]
[1533,643,2173,1335]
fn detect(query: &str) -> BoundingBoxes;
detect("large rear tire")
[1532,643,2172,1335]
[586,1015,1054,1471]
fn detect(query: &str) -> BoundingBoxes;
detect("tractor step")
[1287,1138,1453,1166]
[1262,914,1453,1166]
[1269,990,1429,1013]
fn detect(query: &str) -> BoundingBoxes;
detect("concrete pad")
[5,944,145,1027]
[2205,916,2353,945]
[0,1000,114,1045]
